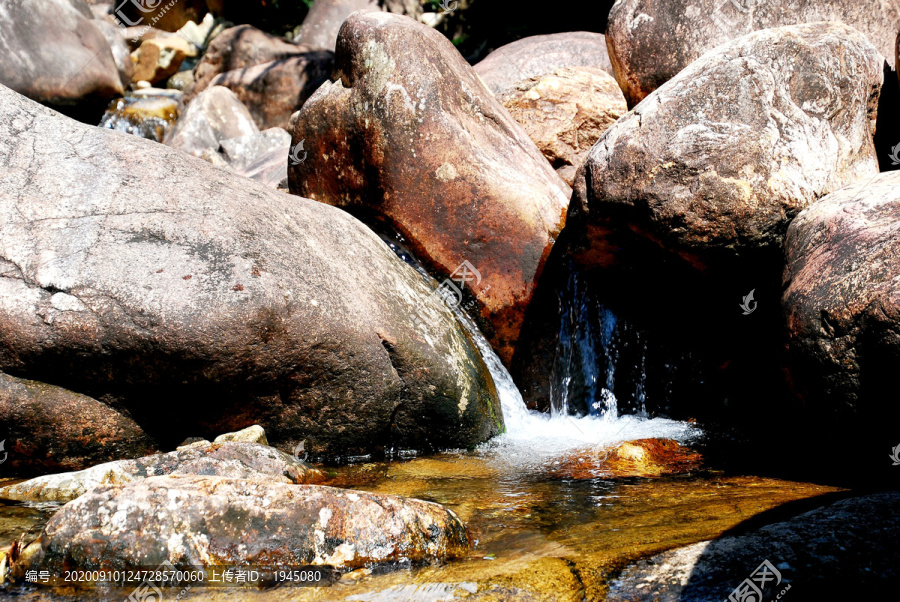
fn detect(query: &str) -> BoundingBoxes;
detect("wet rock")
[0,442,321,503]
[289,12,571,365]
[474,32,614,96]
[163,85,258,156]
[0,372,155,476]
[499,67,628,187]
[208,53,334,131]
[216,128,292,187]
[11,476,471,575]
[94,19,135,89]
[608,0,900,107]
[131,36,198,85]
[99,94,180,142]
[110,0,208,32]
[569,23,883,275]
[783,171,900,417]
[185,25,321,102]
[0,83,502,456]
[607,492,900,601]
[547,438,703,480]
[213,424,268,445]
[0,0,125,118]
[294,0,381,50]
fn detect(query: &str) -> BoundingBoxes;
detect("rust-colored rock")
[474,32,614,96]
[547,438,703,480]
[130,36,196,85]
[11,476,471,579]
[288,12,571,364]
[0,372,155,476]
[499,67,628,187]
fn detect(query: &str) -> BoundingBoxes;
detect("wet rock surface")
[607,0,900,106]
[289,12,571,365]
[547,438,703,480]
[0,372,155,476]
[0,441,323,503]
[0,83,502,457]
[11,476,471,576]
[163,85,259,156]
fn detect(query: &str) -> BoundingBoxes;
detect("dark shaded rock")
[608,0,900,106]
[289,12,571,365]
[0,83,502,457]
[607,492,900,601]
[294,0,381,50]
[208,53,335,131]
[498,67,627,187]
[184,25,320,103]
[163,85,258,156]
[204,0,310,36]
[110,0,208,32]
[783,171,900,418]
[474,32,614,96]
[0,372,155,476]
[569,22,882,275]
[11,476,471,576]
[0,0,124,119]
[0,441,322,503]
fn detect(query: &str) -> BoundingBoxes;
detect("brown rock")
[783,171,900,417]
[185,25,321,102]
[499,67,628,187]
[208,53,334,130]
[474,32,615,96]
[289,12,571,365]
[93,19,136,89]
[547,438,703,480]
[130,36,197,85]
[608,0,900,107]
[294,0,381,50]
[11,476,471,578]
[0,372,155,476]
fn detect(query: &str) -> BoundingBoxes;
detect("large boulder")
[783,172,900,418]
[0,83,502,457]
[0,372,155,475]
[569,22,883,275]
[608,0,900,106]
[0,441,322,503]
[163,85,259,156]
[207,53,335,131]
[289,12,571,365]
[293,0,381,50]
[11,476,471,578]
[0,0,125,118]
[184,25,322,103]
[498,67,628,186]
[473,32,614,96]
[607,492,900,600]
[93,19,136,89]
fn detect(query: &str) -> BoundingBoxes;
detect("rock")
[499,67,628,187]
[0,0,124,118]
[0,83,502,456]
[204,0,310,35]
[783,171,900,417]
[110,0,208,32]
[293,0,381,50]
[121,25,170,50]
[569,23,883,275]
[163,85,259,156]
[0,372,155,475]
[93,19,136,89]
[99,94,180,142]
[0,442,321,503]
[547,438,703,480]
[208,53,334,131]
[215,128,292,187]
[473,32,615,96]
[608,0,900,107]
[11,476,471,577]
[213,424,268,445]
[130,36,198,85]
[607,492,900,600]
[184,25,321,102]
[289,12,571,365]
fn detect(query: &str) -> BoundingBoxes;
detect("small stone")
[213,424,268,445]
